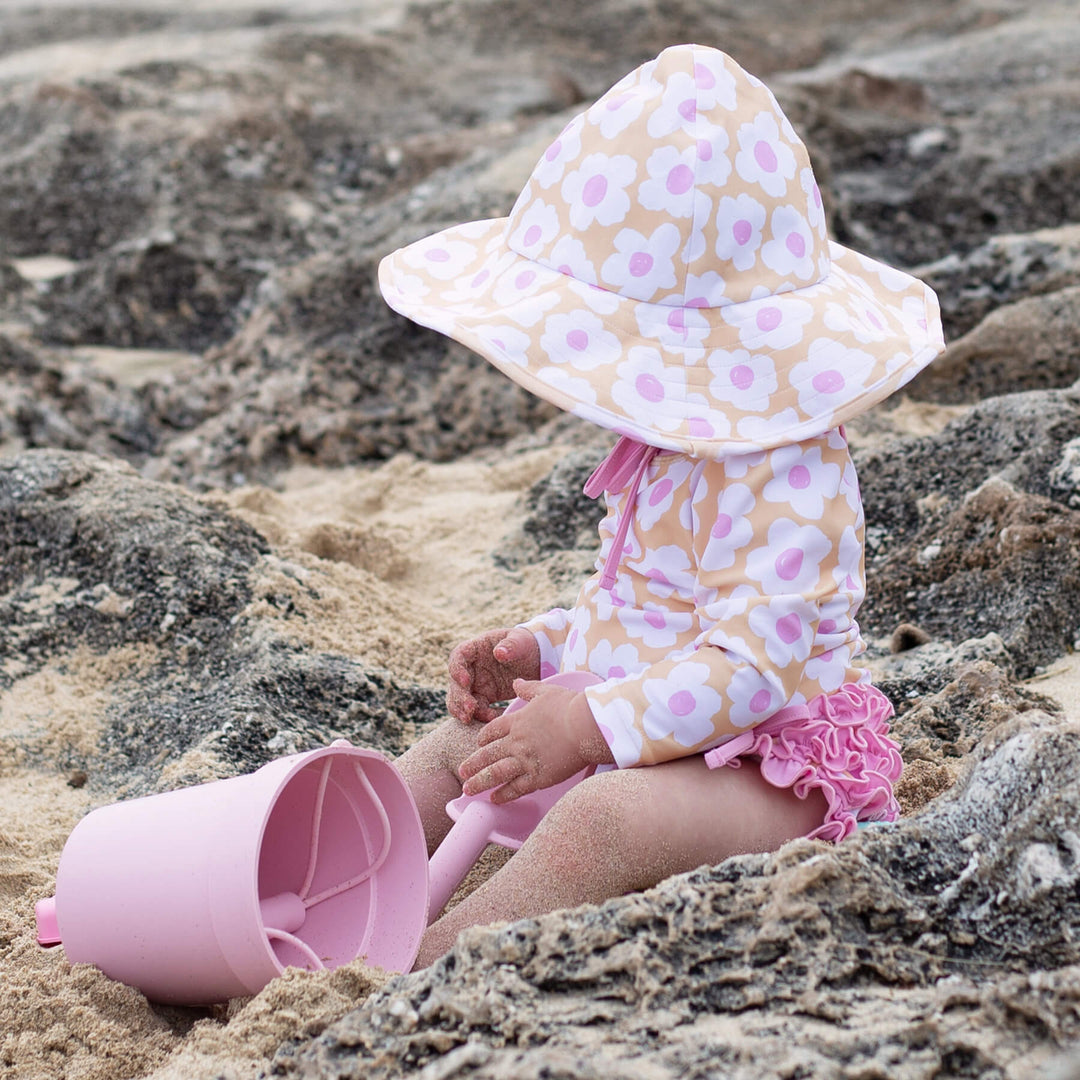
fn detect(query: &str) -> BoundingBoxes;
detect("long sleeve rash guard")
[520,428,870,768]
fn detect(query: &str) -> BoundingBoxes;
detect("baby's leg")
[395,718,485,854]
[413,754,826,969]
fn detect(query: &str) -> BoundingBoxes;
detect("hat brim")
[378,218,944,455]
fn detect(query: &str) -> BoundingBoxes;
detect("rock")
[0,450,442,792]
[905,285,1080,403]
[916,223,1080,340]
[273,706,1080,1079]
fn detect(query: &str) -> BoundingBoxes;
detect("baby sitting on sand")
[379,43,944,969]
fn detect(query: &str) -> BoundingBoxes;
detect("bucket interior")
[257,752,427,975]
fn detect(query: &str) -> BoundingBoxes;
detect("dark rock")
[273,706,1080,1079]
[0,450,442,791]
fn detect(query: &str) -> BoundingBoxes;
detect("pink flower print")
[735,409,802,446]
[734,111,797,199]
[473,323,532,368]
[635,468,679,533]
[562,152,637,230]
[564,607,591,669]
[715,192,766,272]
[533,116,584,189]
[635,544,695,600]
[721,295,815,351]
[639,145,722,221]
[587,83,650,140]
[823,297,891,345]
[588,694,644,768]
[804,647,849,693]
[748,596,817,667]
[403,237,479,281]
[745,518,832,595]
[790,339,877,418]
[635,300,713,356]
[761,204,817,282]
[840,457,863,515]
[855,250,916,294]
[726,666,781,728]
[683,271,729,310]
[540,310,623,371]
[691,51,739,112]
[832,525,865,599]
[699,481,756,573]
[642,662,725,746]
[600,223,681,302]
[509,199,560,258]
[502,290,561,330]
[382,270,428,301]
[800,167,827,236]
[611,346,685,433]
[491,260,549,306]
[536,365,598,407]
[814,594,857,652]
[707,347,778,414]
[646,69,704,138]
[762,444,842,520]
[548,235,599,287]
[617,603,695,651]
[720,448,768,480]
[588,639,643,681]
[901,292,932,333]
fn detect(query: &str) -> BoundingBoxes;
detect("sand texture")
[3,0,1080,1077]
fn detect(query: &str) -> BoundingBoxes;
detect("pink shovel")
[35,671,600,1004]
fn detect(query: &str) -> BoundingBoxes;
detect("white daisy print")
[588,693,643,768]
[600,222,681,300]
[747,595,816,667]
[641,662,725,746]
[762,444,843,520]
[715,192,766,272]
[532,116,584,189]
[699,481,756,572]
[707,347,778,413]
[402,237,478,281]
[790,338,877,417]
[508,199,560,258]
[611,346,685,432]
[562,152,638,229]
[733,110,797,198]
[761,204,817,282]
[721,295,815,351]
[540,310,623,371]
[588,639,643,680]
[744,518,832,595]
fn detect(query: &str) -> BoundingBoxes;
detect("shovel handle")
[426,800,498,922]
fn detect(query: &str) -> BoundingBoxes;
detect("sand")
[0,445,579,1080]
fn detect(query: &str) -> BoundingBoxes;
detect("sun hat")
[378,44,945,455]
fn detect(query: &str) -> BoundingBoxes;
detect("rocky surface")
[2,0,1080,1078]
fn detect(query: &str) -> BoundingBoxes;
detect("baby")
[379,44,945,969]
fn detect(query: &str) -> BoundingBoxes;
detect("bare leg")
[412,756,828,969]
[395,718,485,854]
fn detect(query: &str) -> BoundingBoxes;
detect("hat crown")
[506,45,830,309]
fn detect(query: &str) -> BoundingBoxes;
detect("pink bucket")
[36,742,428,1005]
[36,672,603,1004]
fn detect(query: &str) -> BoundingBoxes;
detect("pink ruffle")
[703,683,902,842]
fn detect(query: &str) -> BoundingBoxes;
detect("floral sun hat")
[378,44,945,455]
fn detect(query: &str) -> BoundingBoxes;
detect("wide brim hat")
[379,44,945,455]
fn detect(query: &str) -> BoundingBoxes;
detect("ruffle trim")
[703,683,901,842]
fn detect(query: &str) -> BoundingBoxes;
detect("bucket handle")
[297,758,395,910]
[264,927,327,971]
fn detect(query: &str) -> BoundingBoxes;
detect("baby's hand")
[446,627,540,724]
[458,678,614,803]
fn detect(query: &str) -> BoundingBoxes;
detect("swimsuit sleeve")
[583,436,865,768]
[516,608,574,680]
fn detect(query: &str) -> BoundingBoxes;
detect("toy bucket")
[35,741,428,1005]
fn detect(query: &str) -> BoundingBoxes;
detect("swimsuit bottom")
[703,683,902,842]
